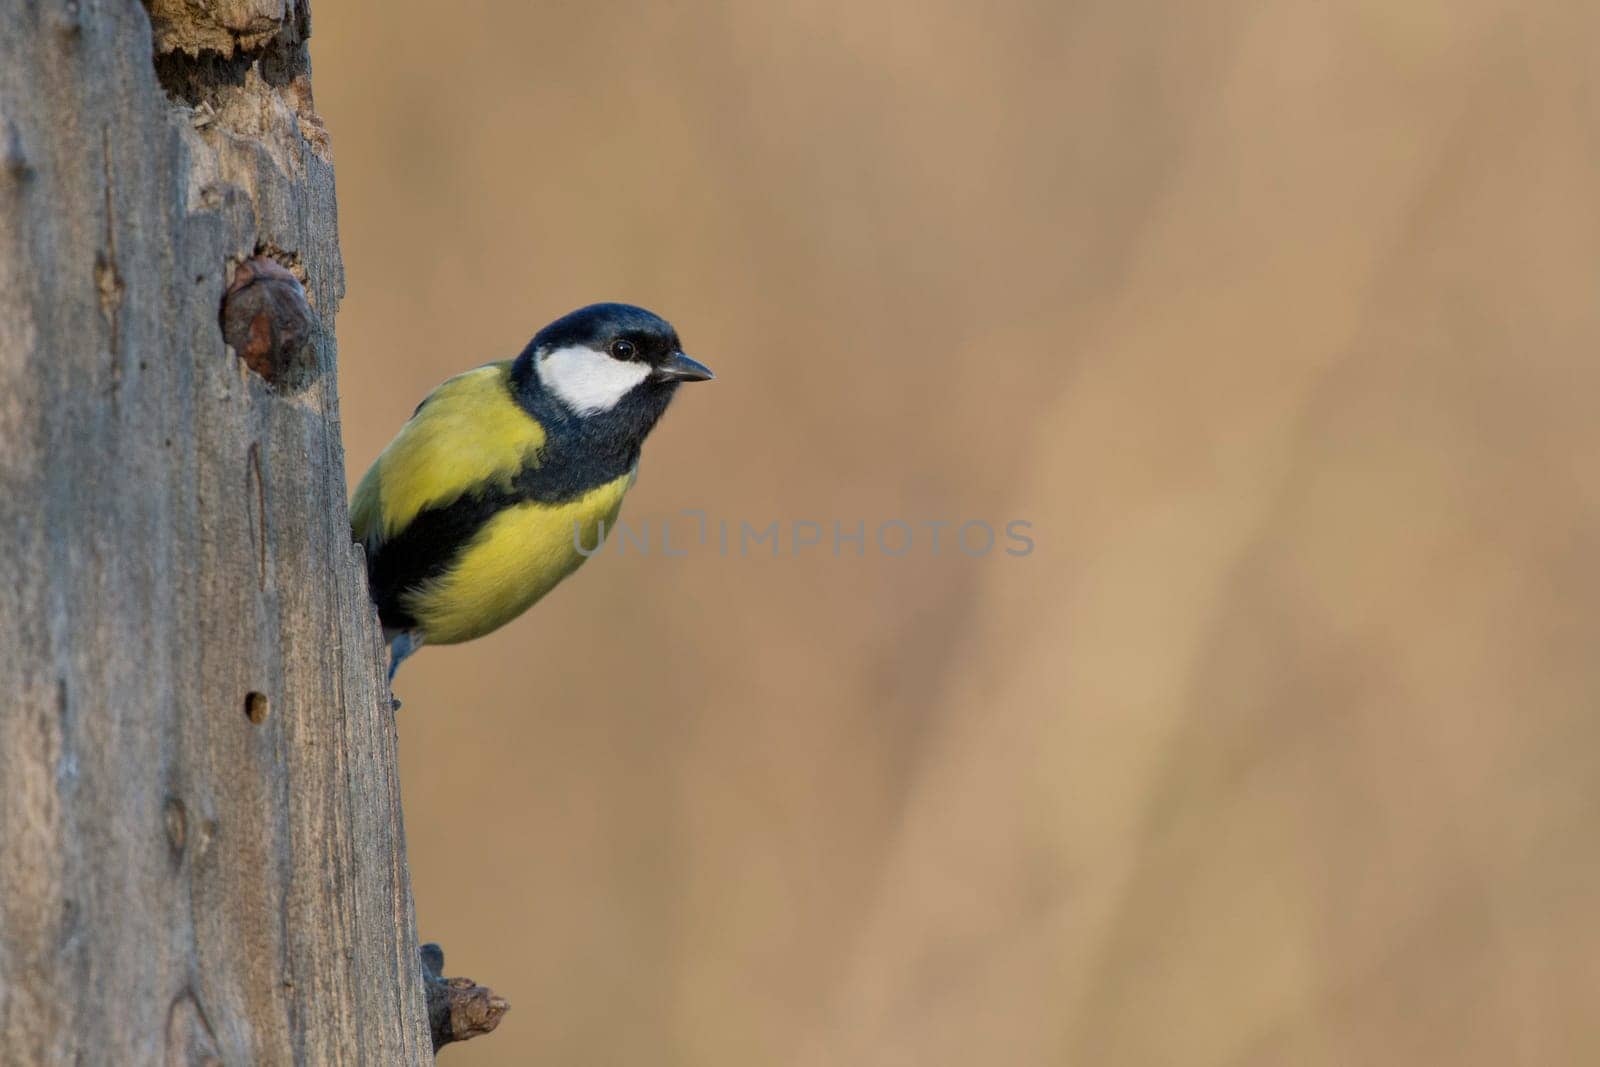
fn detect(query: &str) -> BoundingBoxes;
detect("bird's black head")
[534,303,685,370]
[511,303,713,450]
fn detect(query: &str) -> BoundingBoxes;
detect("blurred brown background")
[313,3,1600,1064]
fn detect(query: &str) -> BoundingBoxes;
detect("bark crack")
[97,128,123,395]
[247,442,268,588]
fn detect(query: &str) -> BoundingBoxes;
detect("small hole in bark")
[164,796,187,856]
[244,691,269,724]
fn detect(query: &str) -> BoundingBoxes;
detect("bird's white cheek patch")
[536,345,651,414]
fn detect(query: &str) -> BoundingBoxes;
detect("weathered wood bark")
[0,2,434,1062]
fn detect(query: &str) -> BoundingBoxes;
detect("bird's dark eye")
[610,339,636,361]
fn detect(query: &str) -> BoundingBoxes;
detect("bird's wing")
[350,360,545,550]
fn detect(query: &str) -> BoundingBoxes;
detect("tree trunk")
[0,2,433,1062]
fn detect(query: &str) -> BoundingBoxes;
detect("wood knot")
[221,254,315,391]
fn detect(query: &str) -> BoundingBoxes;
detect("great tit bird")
[351,303,713,679]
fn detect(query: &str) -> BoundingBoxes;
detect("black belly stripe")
[367,433,641,632]
[368,484,514,631]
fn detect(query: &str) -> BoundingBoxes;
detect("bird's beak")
[650,351,715,384]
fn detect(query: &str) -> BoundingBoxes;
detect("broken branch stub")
[420,943,510,1053]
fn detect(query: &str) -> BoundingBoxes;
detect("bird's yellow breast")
[351,362,546,547]
[400,470,634,645]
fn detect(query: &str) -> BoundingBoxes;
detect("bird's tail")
[385,628,425,682]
